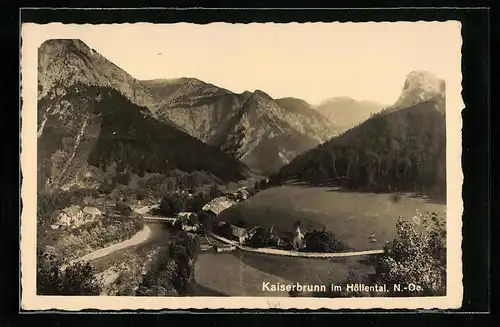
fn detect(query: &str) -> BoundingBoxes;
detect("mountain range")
[140,79,337,173]
[36,38,340,189]
[314,97,386,133]
[37,38,446,194]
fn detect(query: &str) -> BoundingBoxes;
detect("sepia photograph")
[21,20,463,310]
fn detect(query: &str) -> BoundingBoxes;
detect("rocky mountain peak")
[252,89,273,100]
[39,39,92,54]
[392,70,445,111]
[38,38,157,114]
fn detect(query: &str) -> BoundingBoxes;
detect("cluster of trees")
[158,185,224,217]
[37,188,101,220]
[37,251,101,295]
[123,169,223,198]
[248,227,280,248]
[314,211,446,298]
[244,224,346,252]
[211,221,233,239]
[373,212,446,296]
[303,229,347,252]
[196,211,218,232]
[273,101,446,200]
[136,231,200,296]
[92,169,224,207]
[252,179,270,192]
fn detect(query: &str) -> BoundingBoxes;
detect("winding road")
[69,225,151,265]
[67,205,158,266]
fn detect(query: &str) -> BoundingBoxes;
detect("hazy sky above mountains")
[28,22,461,105]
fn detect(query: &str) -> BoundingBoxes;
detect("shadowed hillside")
[273,98,446,200]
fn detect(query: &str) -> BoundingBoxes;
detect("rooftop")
[202,196,237,215]
[62,205,82,216]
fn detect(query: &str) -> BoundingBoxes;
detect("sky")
[26,22,462,105]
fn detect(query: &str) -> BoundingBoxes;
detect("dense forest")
[272,99,446,200]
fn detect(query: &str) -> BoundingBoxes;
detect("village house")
[202,196,238,217]
[94,197,106,207]
[228,225,249,244]
[105,199,117,209]
[227,225,260,245]
[56,205,88,228]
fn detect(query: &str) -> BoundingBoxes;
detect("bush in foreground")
[373,212,446,296]
[37,254,101,295]
[248,227,273,248]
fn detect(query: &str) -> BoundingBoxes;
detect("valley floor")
[192,185,446,296]
[218,185,446,251]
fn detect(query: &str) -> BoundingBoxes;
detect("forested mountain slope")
[37,84,248,191]
[274,96,446,200]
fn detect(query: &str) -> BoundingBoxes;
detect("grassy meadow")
[218,185,446,251]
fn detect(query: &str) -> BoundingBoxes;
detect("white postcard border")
[20,21,464,311]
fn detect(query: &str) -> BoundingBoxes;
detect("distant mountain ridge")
[314,96,386,133]
[142,79,337,174]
